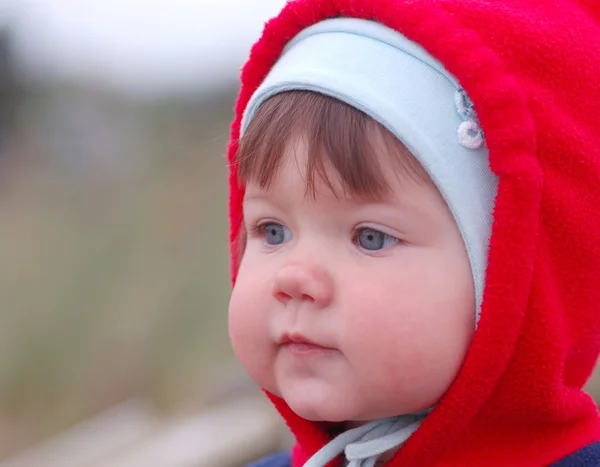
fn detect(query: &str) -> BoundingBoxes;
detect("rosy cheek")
[228,281,273,373]
[228,289,253,351]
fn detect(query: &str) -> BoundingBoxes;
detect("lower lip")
[284,342,335,356]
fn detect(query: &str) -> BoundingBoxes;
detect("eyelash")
[250,222,273,237]
[352,227,400,249]
[249,221,401,250]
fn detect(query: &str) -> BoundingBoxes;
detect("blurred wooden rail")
[0,395,290,467]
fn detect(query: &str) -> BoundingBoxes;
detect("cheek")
[228,272,274,387]
[228,286,252,357]
[338,254,475,412]
[363,256,475,356]
[229,252,268,345]
[228,279,268,346]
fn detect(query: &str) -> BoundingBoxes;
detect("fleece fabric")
[225,0,600,465]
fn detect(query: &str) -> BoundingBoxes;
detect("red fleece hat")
[226,1,600,465]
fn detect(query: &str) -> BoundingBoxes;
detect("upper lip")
[279,332,332,348]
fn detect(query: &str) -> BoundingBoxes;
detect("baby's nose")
[272,262,334,308]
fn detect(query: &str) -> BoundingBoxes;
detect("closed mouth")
[279,332,335,350]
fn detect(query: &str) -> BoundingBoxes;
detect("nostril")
[274,291,315,305]
[275,291,291,304]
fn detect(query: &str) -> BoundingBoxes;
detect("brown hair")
[235,90,431,200]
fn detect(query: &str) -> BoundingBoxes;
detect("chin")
[285,396,357,422]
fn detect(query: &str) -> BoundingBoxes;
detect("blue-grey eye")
[357,228,397,251]
[262,223,291,245]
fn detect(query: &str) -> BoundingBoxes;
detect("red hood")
[226,1,600,465]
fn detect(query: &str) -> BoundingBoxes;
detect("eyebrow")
[242,193,271,203]
[243,191,410,213]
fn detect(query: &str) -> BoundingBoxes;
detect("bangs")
[235,90,430,200]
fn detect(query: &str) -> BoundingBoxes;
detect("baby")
[225,1,600,466]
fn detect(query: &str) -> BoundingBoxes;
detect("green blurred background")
[0,79,240,459]
[0,15,252,457]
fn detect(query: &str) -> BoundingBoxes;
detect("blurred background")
[1,1,600,466]
[0,1,291,466]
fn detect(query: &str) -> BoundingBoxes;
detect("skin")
[229,136,475,423]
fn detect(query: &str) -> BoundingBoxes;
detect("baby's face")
[229,138,475,422]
